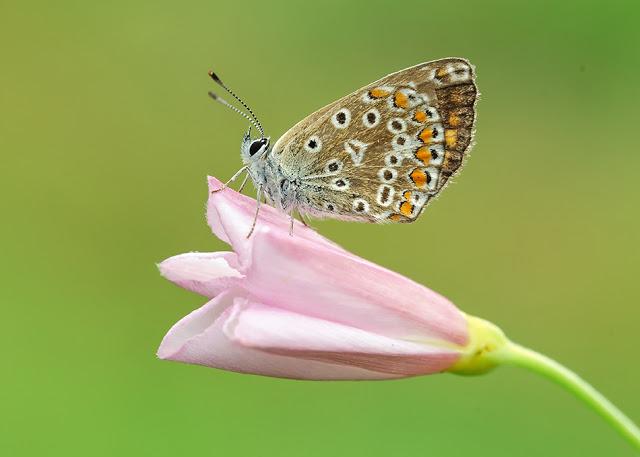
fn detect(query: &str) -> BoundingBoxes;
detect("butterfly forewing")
[271,58,477,223]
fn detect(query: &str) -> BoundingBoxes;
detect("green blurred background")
[1,0,639,455]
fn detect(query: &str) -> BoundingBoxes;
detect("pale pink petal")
[158,177,471,380]
[158,252,243,297]
[244,228,468,346]
[227,303,460,376]
[157,291,399,380]
[206,176,345,265]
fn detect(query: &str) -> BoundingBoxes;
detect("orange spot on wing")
[400,201,414,217]
[448,114,460,127]
[389,214,402,222]
[445,129,458,147]
[394,91,409,108]
[413,110,427,123]
[419,128,433,143]
[403,191,412,200]
[410,169,427,188]
[436,67,448,78]
[415,146,431,165]
[369,88,390,98]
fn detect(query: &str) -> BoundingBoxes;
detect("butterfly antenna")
[207,91,261,133]
[208,70,265,136]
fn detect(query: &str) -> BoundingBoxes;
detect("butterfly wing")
[271,57,478,222]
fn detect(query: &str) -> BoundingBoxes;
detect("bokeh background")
[2,0,639,455]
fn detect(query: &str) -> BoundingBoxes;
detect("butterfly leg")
[211,166,248,193]
[237,172,250,193]
[246,186,262,238]
[287,210,311,236]
[298,212,311,228]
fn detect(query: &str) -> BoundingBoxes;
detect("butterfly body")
[233,57,478,223]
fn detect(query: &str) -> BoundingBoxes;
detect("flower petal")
[157,292,397,380]
[244,227,469,346]
[158,252,243,297]
[206,176,346,266]
[227,303,460,376]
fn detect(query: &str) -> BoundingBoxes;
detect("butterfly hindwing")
[271,58,478,223]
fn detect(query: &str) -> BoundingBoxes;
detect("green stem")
[450,316,640,450]
[494,341,640,450]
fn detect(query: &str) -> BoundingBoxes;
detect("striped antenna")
[208,70,264,136]
[207,91,261,134]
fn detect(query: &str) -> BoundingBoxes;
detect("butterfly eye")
[249,138,268,156]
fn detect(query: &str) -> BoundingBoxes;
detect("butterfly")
[208,57,478,233]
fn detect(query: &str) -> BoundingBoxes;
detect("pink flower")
[157,177,470,380]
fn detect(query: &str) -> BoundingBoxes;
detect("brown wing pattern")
[271,58,478,222]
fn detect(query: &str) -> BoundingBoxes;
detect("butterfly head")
[241,128,270,163]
